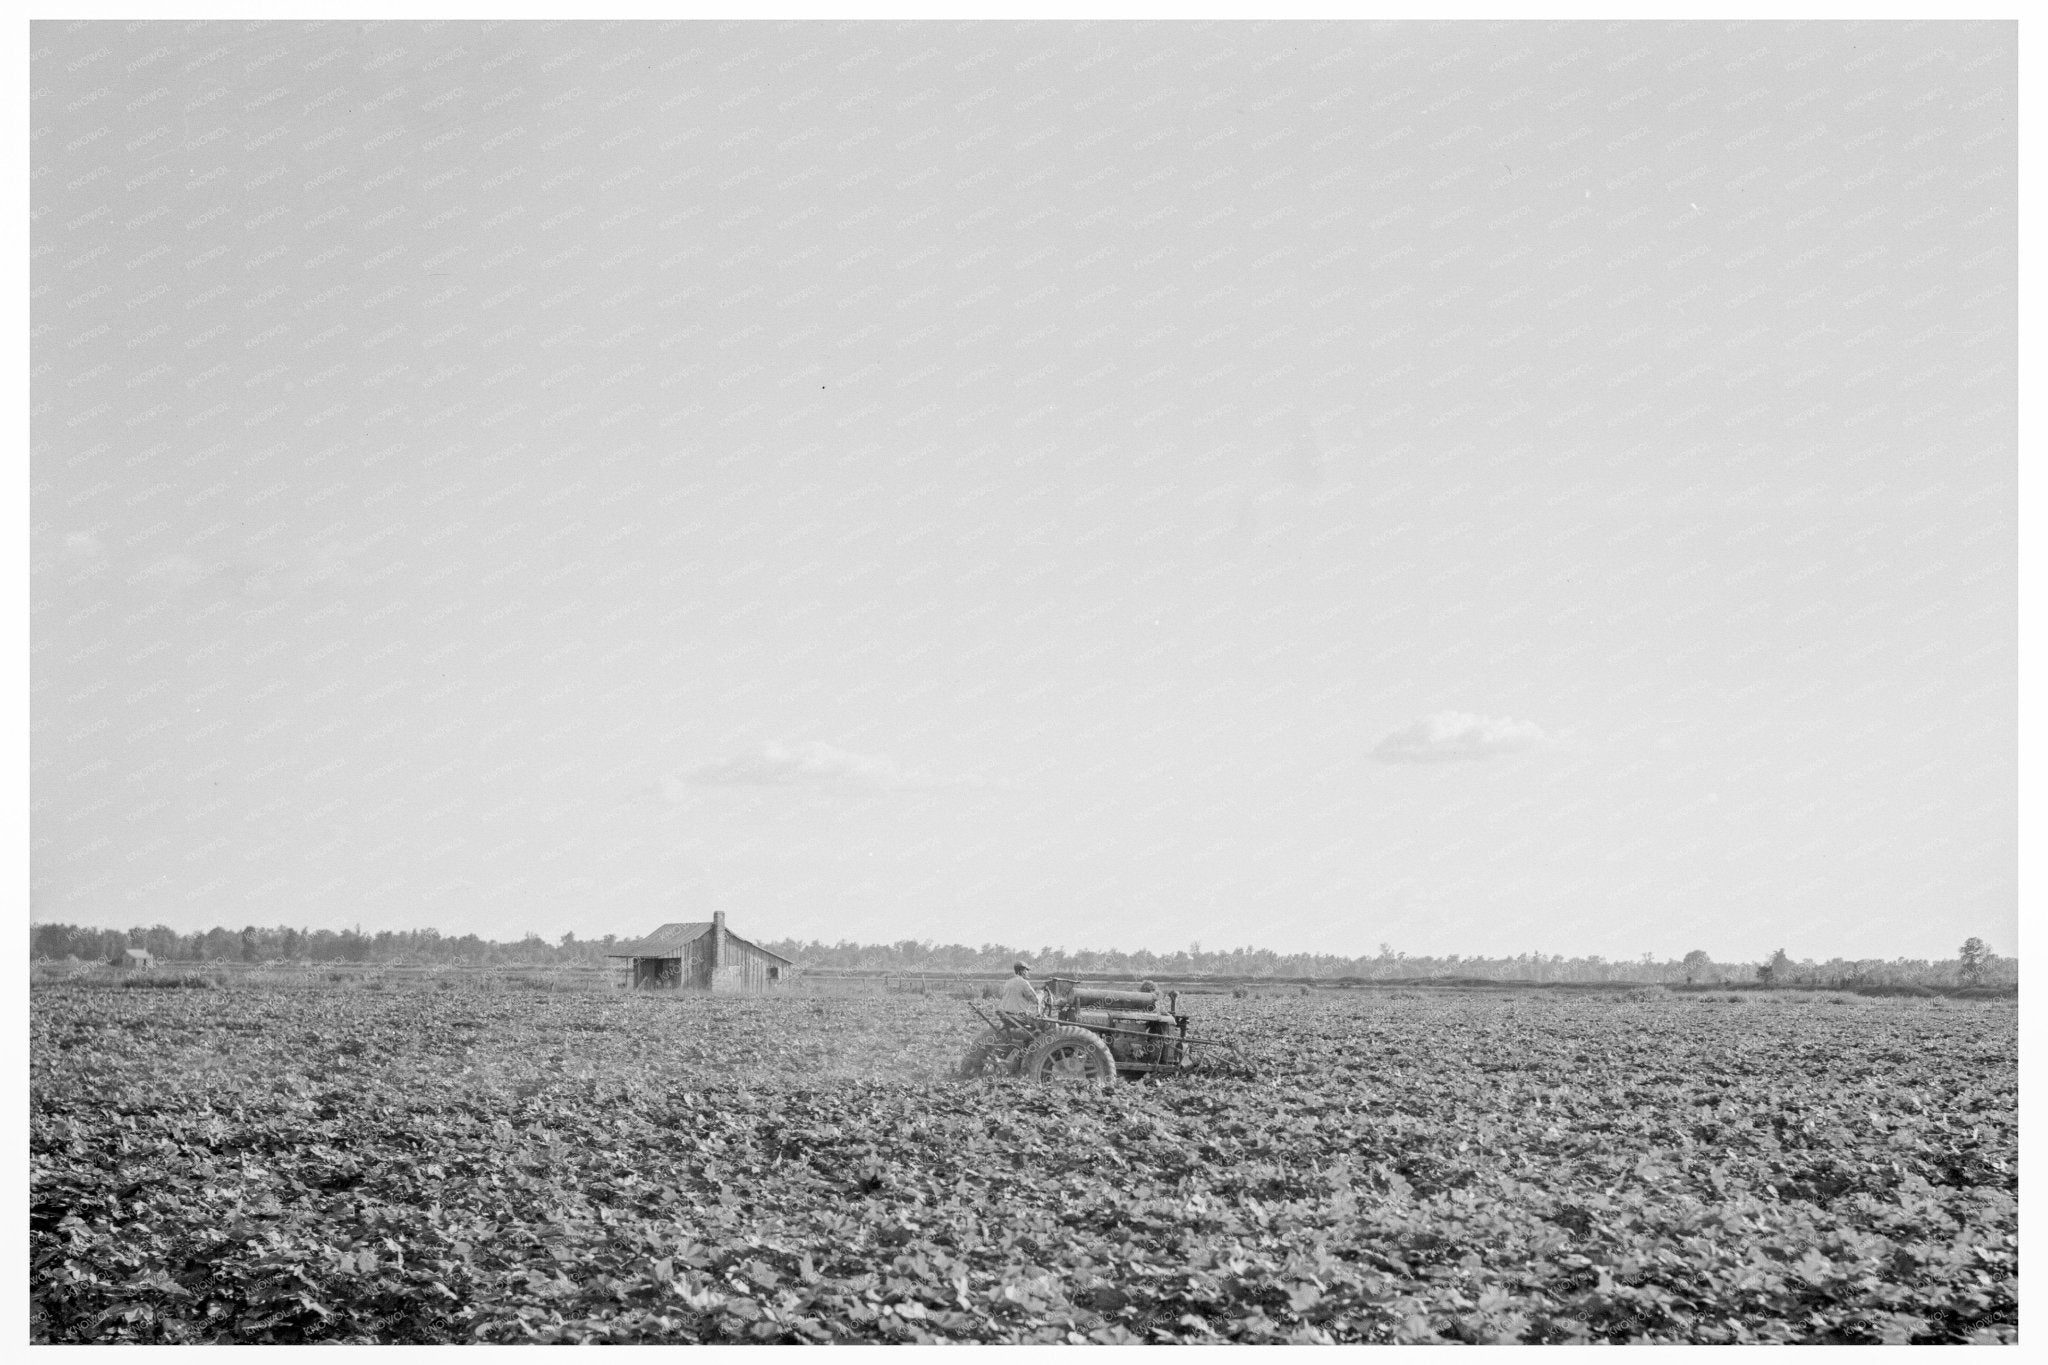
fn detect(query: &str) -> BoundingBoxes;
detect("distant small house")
[607,912,793,993]
[114,948,154,970]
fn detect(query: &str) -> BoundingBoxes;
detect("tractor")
[959,977,1244,1083]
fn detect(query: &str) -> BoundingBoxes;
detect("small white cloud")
[63,531,108,561]
[235,544,364,599]
[1213,410,1354,536]
[233,560,292,600]
[673,741,979,793]
[56,531,112,578]
[129,545,364,600]
[133,553,213,593]
[1372,711,1553,764]
[297,543,365,590]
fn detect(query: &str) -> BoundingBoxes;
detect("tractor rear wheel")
[1018,1026,1117,1085]
[959,1028,1025,1078]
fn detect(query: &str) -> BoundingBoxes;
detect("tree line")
[27,922,2017,987]
[766,938,2016,988]
[27,923,629,968]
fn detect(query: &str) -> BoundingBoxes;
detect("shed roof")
[606,922,793,964]
[609,921,712,956]
[726,934,794,965]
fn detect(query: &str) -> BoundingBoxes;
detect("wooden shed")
[608,912,793,993]
[114,947,154,970]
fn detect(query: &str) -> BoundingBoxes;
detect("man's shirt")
[999,975,1041,1014]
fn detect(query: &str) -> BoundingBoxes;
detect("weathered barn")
[114,947,154,970]
[608,912,793,993]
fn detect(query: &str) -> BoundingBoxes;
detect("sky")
[29,20,2015,962]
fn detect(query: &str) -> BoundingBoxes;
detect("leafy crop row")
[30,985,2015,1343]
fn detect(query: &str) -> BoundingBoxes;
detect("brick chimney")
[710,910,725,971]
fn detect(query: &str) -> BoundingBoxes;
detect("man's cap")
[1013,961,1031,972]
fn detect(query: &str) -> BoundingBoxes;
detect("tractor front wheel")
[1018,1026,1117,1085]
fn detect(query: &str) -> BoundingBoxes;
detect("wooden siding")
[712,936,789,994]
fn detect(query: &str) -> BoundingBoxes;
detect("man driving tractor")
[998,960,1042,1016]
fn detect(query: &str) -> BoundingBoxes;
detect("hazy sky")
[31,20,2014,961]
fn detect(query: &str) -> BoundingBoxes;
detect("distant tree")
[1682,949,1712,985]
[1758,948,1793,988]
[1959,937,1991,987]
[241,926,258,962]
